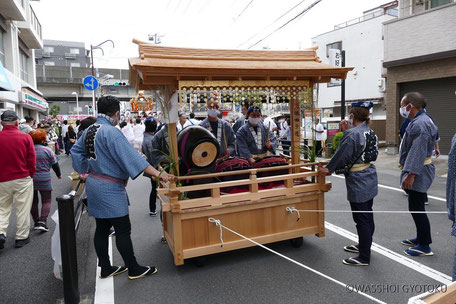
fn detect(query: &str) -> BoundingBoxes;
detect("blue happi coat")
[236,121,276,159]
[71,115,149,218]
[447,134,456,237]
[199,118,236,158]
[399,110,438,193]
[326,121,379,203]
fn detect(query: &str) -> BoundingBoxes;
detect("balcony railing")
[29,5,42,40]
[334,8,397,30]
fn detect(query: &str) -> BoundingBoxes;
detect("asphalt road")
[0,149,453,304]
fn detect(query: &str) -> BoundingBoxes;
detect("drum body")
[177,126,220,170]
[180,163,215,199]
[253,156,288,188]
[215,157,251,193]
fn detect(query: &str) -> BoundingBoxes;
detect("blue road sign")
[83,75,99,91]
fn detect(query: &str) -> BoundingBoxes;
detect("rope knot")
[286,207,301,222]
[208,217,224,247]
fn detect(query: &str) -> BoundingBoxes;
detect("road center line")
[330,175,446,202]
[325,221,452,285]
[94,236,115,304]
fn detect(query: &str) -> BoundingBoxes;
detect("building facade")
[0,0,47,121]
[312,1,398,142]
[35,39,90,68]
[36,64,136,117]
[384,0,456,154]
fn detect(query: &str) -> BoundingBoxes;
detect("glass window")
[425,0,452,9]
[44,61,55,66]
[44,46,54,53]
[19,50,29,81]
[70,62,80,67]
[326,41,342,58]
[70,48,80,55]
[0,29,5,65]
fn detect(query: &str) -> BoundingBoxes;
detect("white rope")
[208,218,224,247]
[286,207,300,221]
[208,218,386,304]
[286,207,447,215]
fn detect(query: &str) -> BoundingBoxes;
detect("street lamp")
[71,92,79,118]
[89,40,115,113]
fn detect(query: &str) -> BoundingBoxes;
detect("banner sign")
[21,88,48,111]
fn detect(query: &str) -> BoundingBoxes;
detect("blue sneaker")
[401,238,418,246]
[404,244,433,256]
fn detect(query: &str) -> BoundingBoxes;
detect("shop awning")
[21,88,48,112]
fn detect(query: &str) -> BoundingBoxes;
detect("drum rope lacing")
[207,217,386,304]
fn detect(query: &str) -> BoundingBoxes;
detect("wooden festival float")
[129,40,352,266]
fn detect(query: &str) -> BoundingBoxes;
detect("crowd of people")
[0,91,455,283]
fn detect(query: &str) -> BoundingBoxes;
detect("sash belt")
[350,163,371,172]
[89,172,128,186]
[398,157,432,170]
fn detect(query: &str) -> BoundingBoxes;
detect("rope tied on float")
[208,217,224,247]
[286,207,300,221]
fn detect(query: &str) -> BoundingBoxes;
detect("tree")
[49,105,60,118]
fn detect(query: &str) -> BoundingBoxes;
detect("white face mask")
[348,115,354,128]
[400,104,411,118]
[207,108,218,118]
[249,117,260,126]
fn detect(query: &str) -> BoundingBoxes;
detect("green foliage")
[332,131,344,153]
[49,105,60,118]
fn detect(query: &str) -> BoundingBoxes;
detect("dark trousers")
[316,140,322,157]
[149,179,157,212]
[282,140,291,156]
[94,215,139,271]
[31,190,52,223]
[350,199,375,262]
[407,190,432,245]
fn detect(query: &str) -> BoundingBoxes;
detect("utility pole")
[89,40,114,114]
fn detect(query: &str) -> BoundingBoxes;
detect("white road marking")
[325,222,452,285]
[331,175,446,202]
[94,237,115,304]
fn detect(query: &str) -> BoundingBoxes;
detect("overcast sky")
[32,0,388,68]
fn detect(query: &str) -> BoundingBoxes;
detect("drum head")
[192,142,218,168]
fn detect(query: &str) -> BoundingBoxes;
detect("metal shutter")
[399,77,456,155]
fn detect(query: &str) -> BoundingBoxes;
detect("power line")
[234,0,255,21]
[182,0,193,14]
[237,0,309,48]
[198,0,212,13]
[247,0,322,49]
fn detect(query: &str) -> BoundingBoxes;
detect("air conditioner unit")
[42,52,50,58]
[415,0,424,5]
[377,78,386,93]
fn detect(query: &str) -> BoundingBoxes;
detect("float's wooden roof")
[129,39,353,89]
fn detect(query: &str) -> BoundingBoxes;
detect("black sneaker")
[343,245,359,253]
[100,266,128,279]
[0,234,5,249]
[128,266,158,280]
[342,257,369,266]
[149,211,157,217]
[35,222,49,232]
[15,237,30,248]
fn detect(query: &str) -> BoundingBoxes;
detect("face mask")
[400,104,411,118]
[249,117,260,126]
[348,115,354,128]
[207,108,218,118]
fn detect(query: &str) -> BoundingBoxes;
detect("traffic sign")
[83,75,99,91]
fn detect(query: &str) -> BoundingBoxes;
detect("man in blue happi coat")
[236,106,276,165]
[399,92,438,257]
[199,98,235,159]
[71,96,171,280]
